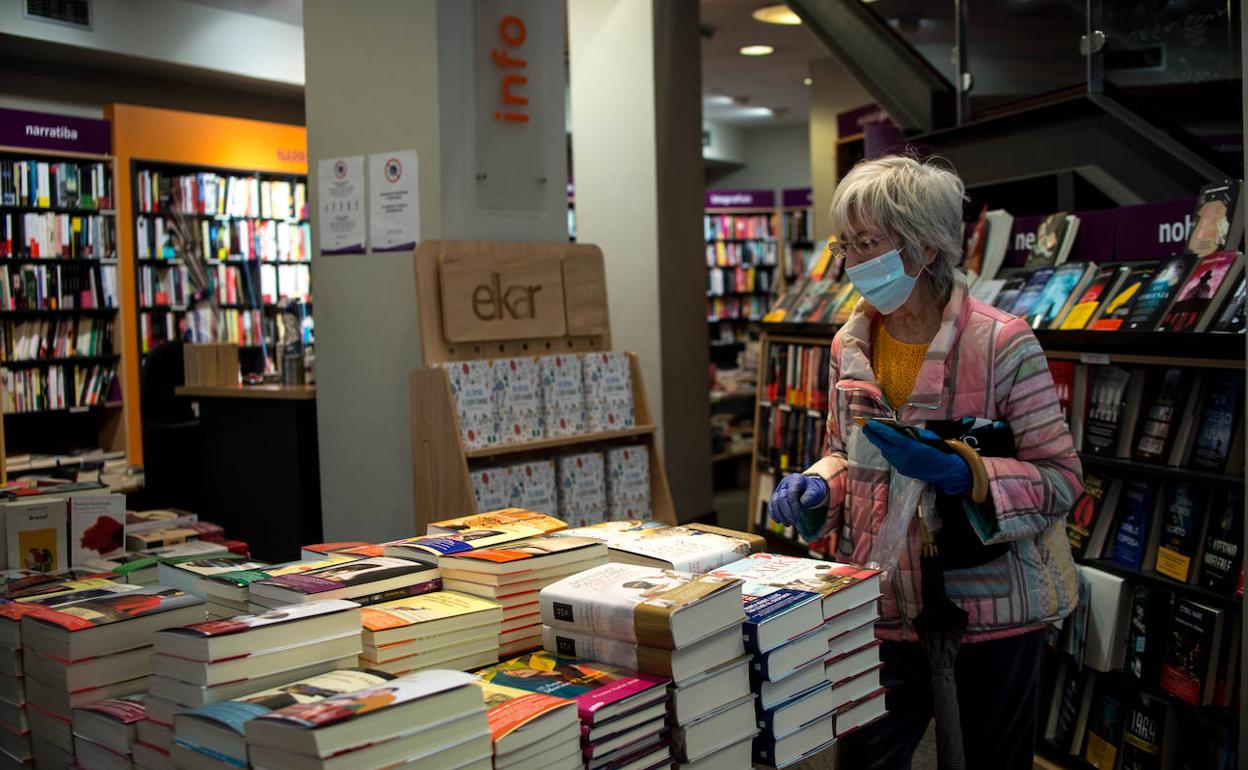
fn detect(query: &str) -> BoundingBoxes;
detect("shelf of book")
[1078,452,1243,487]
[0,204,116,216]
[0,257,118,266]
[463,424,657,460]
[0,355,120,369]
[1082,557,1241,609]
[4,400,123,417]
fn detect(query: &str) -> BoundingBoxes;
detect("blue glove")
[769,474,829,528]
[861,420,972,495]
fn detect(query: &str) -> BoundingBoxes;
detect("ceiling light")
[703,94,734,106]
[739,45,775,56]
[803,77,812,86]
[752,4,802,25]
[736,106,774,118]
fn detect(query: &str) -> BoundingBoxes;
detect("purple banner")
[705,189,775,209]
[782,188,812,208]
[0,107,110,155]
[1000,197,1198,269]
[837,103,895,137]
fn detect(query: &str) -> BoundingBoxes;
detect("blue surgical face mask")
[845,247,920,314]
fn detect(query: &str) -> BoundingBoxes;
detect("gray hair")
[829,154,966,300]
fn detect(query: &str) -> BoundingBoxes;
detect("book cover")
[506,460,557,515]
[963,205,988,277]
[24,585,201,631]
[1083,366,1131,456]
[1027,262,1089,328]
[1111,480,1155,571]
[1123,257,1193,331]
[443,360,501,450]
[1160,598,1222,706]
[1153,482,1207,582]
[257,558,434,596]
[1118,693,1169,770]
[738,581,823,652]
[1187,180,1242,257]
[1082,678,1125,769]
[1189,372,1243,472]
[1160,251,1240,332]
[1210,274,1246,333]
[557,520,754,573]
[77,694,146,724]
[452,535,604,567]
[710,553,882,606]
[475,680,574,744]
[68,495,125,567]
[428,509,567,537]
[359,591,499,632]
[183,669,394,736]
[556,452,607,528]
[992,276,1027,314]
[1088,263,1157,331]
[1066,473,1112,559]
[1049,360,1075,422]
[0,577,138,615]
[1051,665,1088,752]
[6,499,67,574]
[1198,491,1243,595]
[495,357,543,446]
[255,669,477,728]
[167,598,359,637]
[539,562,741,648]
[205,554,359,590]
[605,445,651,521]
[582,352,636,433]
[476,651,668,724]
[1005,267,1056,318]
[1024,212,1070,270]
[1133,368,1187,463]
[1125,585,1174,690]
[469,467,513,515]
[539,354,587,438]
[1059,265,1126,330]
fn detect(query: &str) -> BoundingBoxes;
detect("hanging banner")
[368,149,420,252]
[318,155,366,255]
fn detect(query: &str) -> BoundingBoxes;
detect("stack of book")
[243,670,492,769]
[358,591,502,675]
[477,651,672,770]
[710,554,885,765]
[20,586,206,768]
[383,509,571,568]
[553,520,763,573]
[195,553,359,618]
[0,575,141,767]
[475,680,579,770]
[155,555,269,604]
[171,668,394,770]
[246,556,440,611]
[142,599,363,762]
[85,541,243,587]
[71,695,145,770]
[538,562,750,768]
[438,536,608,657]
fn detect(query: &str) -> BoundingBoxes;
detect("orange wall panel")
[106,104,307,467]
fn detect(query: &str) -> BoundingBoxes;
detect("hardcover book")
[539,354,588,438]
[469,467,513,515]
[1122,257,1193,331]
[1186,180,1244,257]
[474,680,576,754]
[709,552,882,620]
[1088,263,1157,331]
[735,581,824,653]
[556,452,607,528]
[1160,598,1223,706]
[1188,372,1243,472]
[1160,250,1243,332]
[1198,491,1243,595]
[1059,265,1128,330]
[68,495,125,567]
[605,445,651,521]
[506,459,558,515]
[555,520,757,573]
[1083,366,1131,456]
[1153,482,1207,582]
[1111,480,1156,571]
[581,352,635,433]
[476,651,669,726]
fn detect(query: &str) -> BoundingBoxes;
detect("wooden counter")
[175,385,316,401]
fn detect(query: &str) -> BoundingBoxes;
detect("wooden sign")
[439,250,567,342]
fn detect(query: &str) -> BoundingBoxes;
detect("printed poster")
[317,155,365,255]
[367,150,420,252]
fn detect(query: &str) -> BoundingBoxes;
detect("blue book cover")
[1190,372,1244,471]
[1112,480,1156,571]
[1028,263,1088,328]
[738,582,822,653]
[754,680,833,735]
[1007,267,1057,317]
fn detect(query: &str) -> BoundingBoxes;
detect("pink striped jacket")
[806,279,1081,642]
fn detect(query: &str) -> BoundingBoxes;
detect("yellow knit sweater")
[871,318,931,410]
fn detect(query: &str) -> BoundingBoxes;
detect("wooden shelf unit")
[0,144,129,483]
[409,240,677,533]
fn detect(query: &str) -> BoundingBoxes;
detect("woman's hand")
[861,420,972,495]
[769,474,830,539]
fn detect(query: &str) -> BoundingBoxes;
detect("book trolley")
[408,240,676,532]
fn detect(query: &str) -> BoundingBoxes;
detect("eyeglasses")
[828,232,897,263]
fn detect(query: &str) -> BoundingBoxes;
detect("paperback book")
[1122,257,1193,331]
[68,494,125,566]
[555,520,760,573]
[248,557,439,607]
[709,552,882,620]
[1088,263,1157,331]
[1153,482,1207,583]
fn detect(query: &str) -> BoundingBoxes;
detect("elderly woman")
[770,155,1080,769]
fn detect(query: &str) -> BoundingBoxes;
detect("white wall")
[809,58,872,240]
[0,0,304,85]
[712,123,810,191]
[702,120,745,165]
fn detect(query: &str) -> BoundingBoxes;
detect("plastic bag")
[866,471,938,580]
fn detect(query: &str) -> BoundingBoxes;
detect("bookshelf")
[780,188,815,291]
[408,240,677,533]
[127,159,311,377]
[704,190,779,347]
[0,143,128,482]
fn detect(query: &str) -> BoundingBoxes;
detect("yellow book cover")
[360,590,500,632]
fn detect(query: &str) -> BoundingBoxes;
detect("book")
[1083,675,1126,769]
[71,694,145,756]
[1199,491,1243,595]
[735,581,824,653]
[556,452,607,528]
[440,536,608,582]
[1060,264,1129,330]
[300,542,370,560]
[752,621,832,682]
[554,520,761,573]
[1111,480,1157,571]
[197,553,359,607]
[1126,584,1175,691]
[1161,250,1244,332]
[248,557,439,607]
[154,598,361,663]
[1123,256,1194,331]
[1029,262,1096,329]
[709,553,882,620]
[126,526,201,552]
[978,209,1014,283]
[1088,262,1158,331]
[541,621,745,683]
[1006,266,1056,318]
[835,689,887,739]
[539,563,743,649]
[157,555,268,597]
[1117,692,1174,770]
[475,680,578,760]
[1189,372,1244,472]
[444,360,502,450]
[358,590,501,662]
[1024,212,1074,270]
[1187,180,1244,257]
[496,357,543,446]
[1049,360,1075,423]
[1066,474,1121,559]
[1083,366,1132,456]
[427,509,569,539]
[962,206,988,277]
[173,668,394,768]
[148,655,363,709]
[1160,598,1224,706]
[582,352,636,432]
[68,494,125,567]
[539,354,588,438]
[1210,274,1247,333]
[1153,482,1208,583]
[505,459,558,515]
[20,586,206,661]
[605,445,652,521]
[1080,565,1132,673]
[476,651,669,726]
[752,712,835,768]
[672,693,754,762]
[668,655,751,725]
[1133,368,1188,463]
[243,669,489,764]
[5,499,66,574]
[126,509,197,534]
[992,275,1027,314]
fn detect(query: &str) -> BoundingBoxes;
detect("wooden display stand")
[409,241,677,533]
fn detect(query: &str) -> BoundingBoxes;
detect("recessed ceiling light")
[803,77,812,86]
[739,45,775,56]
[752,4,802,25]
[703,94,734,106]
[736,106,774,118]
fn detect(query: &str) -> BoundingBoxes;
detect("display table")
[175,385,321,562]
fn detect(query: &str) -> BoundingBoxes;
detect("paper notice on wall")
[368,150,420,252]
[318,155,365,255]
